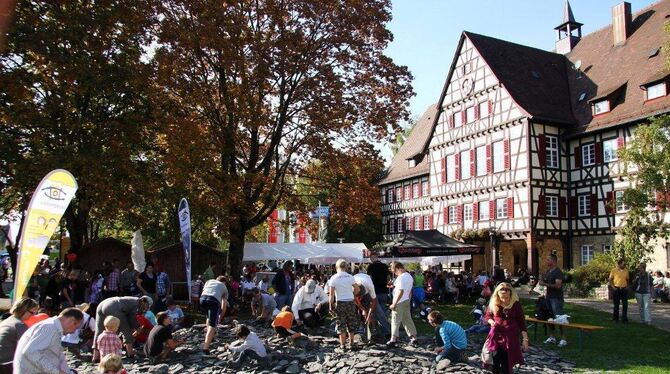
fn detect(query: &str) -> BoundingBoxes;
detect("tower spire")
[555,0,583,54]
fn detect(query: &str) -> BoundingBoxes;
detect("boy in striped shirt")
[428,311,467,363]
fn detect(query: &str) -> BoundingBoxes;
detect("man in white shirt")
[328,259,359,350]
[292,279,328,328]
[14,307,83,374]
[353,267,390,341]
[386,262,418,347]
[200,276,229,354]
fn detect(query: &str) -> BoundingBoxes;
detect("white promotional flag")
[131,230,146,273]
[13,169,77,300]
[178,198,192,302]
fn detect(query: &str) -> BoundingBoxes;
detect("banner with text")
[178,198,192,302]
[13,169,77,300]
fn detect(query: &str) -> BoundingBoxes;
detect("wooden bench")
[525,316,604,350]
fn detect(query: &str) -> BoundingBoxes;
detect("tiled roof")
[465,31,576,125]
[378,104,437,186]
[565,0,670,135]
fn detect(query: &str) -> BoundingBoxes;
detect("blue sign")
[309,206,330,219]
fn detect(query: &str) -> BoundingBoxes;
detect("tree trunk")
[2,210,23,281]
[64,203,89,254]
[228,220,246,281]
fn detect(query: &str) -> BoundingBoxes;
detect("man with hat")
[291,279,328,329]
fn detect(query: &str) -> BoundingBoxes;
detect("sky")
[378,0,658,162]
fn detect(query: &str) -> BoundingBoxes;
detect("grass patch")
[416,299,670,373]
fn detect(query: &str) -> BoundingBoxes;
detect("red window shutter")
[605,191,614,214]
[591,194,598,216]
[448,113,454,129]
[457,205,463,224]
[455,153,461,180]
[617,135,625,150]
[488,100,493,114]
[473,203,479,222]
[486,144,492,174]
[461,111,466,124]
[538,134,547,167]
[441,157,447,184]
[470,149,476,177]
[570,197,578,217]
[443,207,448,224]
[489,200,496,219]
[594,143,603,165]
[504,139,511,170]
[474,104,480,120]
[429,214,434,229]
[559,196,567,218]
[507,197,514,218]
[574,146,582,168]
[540,195,546,216]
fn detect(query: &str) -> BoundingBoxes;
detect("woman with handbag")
[483,282,528,374]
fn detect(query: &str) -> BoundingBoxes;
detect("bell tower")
[555,0,583,54]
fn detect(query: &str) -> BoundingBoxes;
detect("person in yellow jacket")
[609,259,629,323]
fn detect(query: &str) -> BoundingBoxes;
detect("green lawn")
[416,299,670,373]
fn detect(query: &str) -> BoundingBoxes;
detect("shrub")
[565,254,615,298]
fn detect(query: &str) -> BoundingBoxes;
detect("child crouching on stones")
[272,306,303,342]
[144,312,184,363]
[226,324,268,368]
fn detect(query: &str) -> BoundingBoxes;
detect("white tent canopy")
[243,242,366,265]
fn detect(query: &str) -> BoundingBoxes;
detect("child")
[427,310,467,364]
[271,306,303,341]
[465,298,490,335]
[165,296,184,330]
[144,308,158,326]
[96,316,123,359]
[144,312,184,362]
[227,324,267,367]
[98,353,127,374]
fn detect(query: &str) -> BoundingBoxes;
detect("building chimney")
[612,2,632,46]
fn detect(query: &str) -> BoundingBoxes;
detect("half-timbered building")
[380,0,670,274]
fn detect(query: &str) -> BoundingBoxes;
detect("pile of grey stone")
[66,321,576,373]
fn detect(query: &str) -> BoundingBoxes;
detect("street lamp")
[489,227,499,268]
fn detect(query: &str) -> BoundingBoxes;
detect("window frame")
[446,154,456,182]
[546,195,559,217]
[476,146,487,177]
[593,99,610,115]
[460,150,471,179]
[493,141,505,173]
[423,215,430,230]
[615,190,627,213]
[397,218,404,232]
[389,218,395,234]
[465,106,476,124]
[421,180,429,197]
[479,201,489,221]
[478,101,490,118]
[448,206,457,224]
[414,216,420,229]
[546,135,559,169]
[578,194,591,217]
[464,204,473,222]
[581,143,595,166]
[603,138,618,163]
[412,183,420,199]
[581,244,595,265]
[404,185,411,201]
[387,189,394,203]
[646,82,667,101]
[395,187,402,202]
[453,111,463,127]
[495,198,508,219]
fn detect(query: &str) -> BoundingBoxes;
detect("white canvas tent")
[243,242,366,264]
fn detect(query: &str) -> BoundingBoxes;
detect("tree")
[0,0,159,252]
[613,115,670,269]
[153,0,413,278]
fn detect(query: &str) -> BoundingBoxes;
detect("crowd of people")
[0,250,576,374]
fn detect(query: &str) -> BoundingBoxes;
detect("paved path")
[564,297,670,332]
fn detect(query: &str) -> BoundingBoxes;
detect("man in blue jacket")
[272,262,295,308]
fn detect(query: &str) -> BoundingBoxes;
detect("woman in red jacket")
[484,282,529,374]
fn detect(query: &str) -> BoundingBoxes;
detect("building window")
[414,216,420,229]
[448,206,457,224]
[389,218,395,234]
[464,204,473,221]
[593,99,610,115]
[404,185,411,201]
[646,82,667,101]
[405,217,411,231]
[454,111,463,127]
[493,141,504,173]
[615,190,627,213]
[496,198,508,219]
[422,180,429,197]
[446,154,456,182]
[603,138,618,162]
[412,183,420,199]
[582,144,595,166]
[603,244,612,252]
[476,146,487,176]
[546,196,558,217]
[578,194,591,217]
[382,189,387,204]
[408,159,416,168]
[478,101,490,118]
[461,150,471,179]
[397,218,404,232]
[424,215,430,229]
[546,135,559,169]
[387,189,394,203]
[395,187,402,202]
[466,106,476,124]
[479,201,489,220]
[462,61,472,74]
[581,245,595,265]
